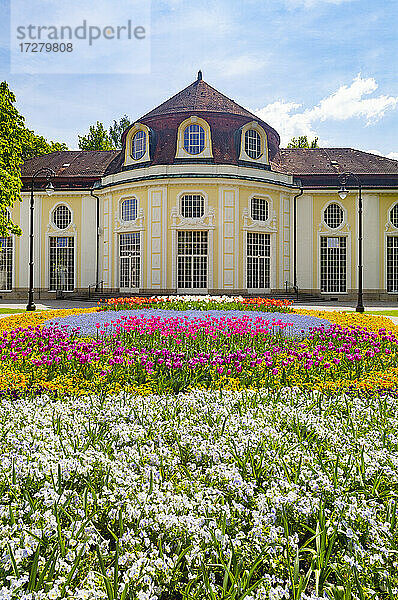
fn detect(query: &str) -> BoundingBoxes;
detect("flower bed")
[99,295,294,313]
[0,304,397,396]
[1,387,397,599]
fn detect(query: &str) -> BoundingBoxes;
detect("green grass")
[0,308,45,314]
[367,310,398,317]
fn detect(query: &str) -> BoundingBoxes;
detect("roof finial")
[197,70,202,81]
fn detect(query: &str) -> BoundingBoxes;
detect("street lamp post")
[337,172,364,313]
[26,168,55,311]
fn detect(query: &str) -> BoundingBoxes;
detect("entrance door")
[119,233,140,290]
[49,237,75,291]
[177,230,208,290]
[246,232,271,290]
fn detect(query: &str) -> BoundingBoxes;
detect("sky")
[0,0,397,157]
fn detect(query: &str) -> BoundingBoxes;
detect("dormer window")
[245,130,262,159]
[124,123,151,166]
[121,198,138,222]
[183,124,205,155]
[131,131,147,160]
[239,121,268,166]
[175,116,213,159]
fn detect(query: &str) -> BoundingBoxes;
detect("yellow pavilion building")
[10,73,398,301]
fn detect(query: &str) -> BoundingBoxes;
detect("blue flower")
[44,309,331,338]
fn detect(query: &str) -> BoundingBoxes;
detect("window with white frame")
[320,236,346,293]
[131,131,146,160]
[177,231,208,289]
[0,237,13,291]
[251,197,269,222]
[183,124,205,155]
[390,204,398,229]
[324,203,344,229]
[119,232,140,289]
[247,232,270,288]
[53,205,71,230]
[121,198,138,222]
[49,237,74,291]
[244,129,262,159]
[387,236,398,292]
[181,194,205,219]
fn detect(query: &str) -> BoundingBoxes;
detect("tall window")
[177,231,208,289]
[247,232,270,288]
[120,233,140,289]
[0,237,13,291]
[387,236,398,292]
[181,194,205,218]
[245,129,261,159]
[324,203,343,229]
[53,205,71,230]
[320,237,346,293]
[121,198,138,222]
[49,237,74,291]
[251,198,269,221]
[183,124,205,155]
[131,131,146,160]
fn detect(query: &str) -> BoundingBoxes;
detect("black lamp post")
[337,172,364,313]
[26,168,55,311]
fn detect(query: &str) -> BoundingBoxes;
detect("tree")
[21,130,68,161]
[0,81,25,237]
[287,135,319,149]
[109,115,132,149]
[78,121,114,150]
[0,81,69,237]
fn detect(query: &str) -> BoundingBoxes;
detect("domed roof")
[140,71,260,120]
[108,74,281,174]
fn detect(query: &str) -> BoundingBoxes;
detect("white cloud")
[364,150,398,161]
[254,74,398,146]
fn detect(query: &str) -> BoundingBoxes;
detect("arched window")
[390,204,398,228]
[53,205,71,230]
[245,129,262,159]
[181,194,204,218]
[251,198,269,221]
[183,124,205,155]
[131,131,146,160]
[324,203,343,229]
[121,198,138,222]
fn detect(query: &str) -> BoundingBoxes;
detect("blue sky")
[1,0,397,156]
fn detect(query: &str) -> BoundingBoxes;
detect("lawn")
[0,296,397,599]
[0,307,32,314]
[368,310,398,318]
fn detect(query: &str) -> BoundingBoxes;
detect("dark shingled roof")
[273,148,398,175]
[140,77,259,120]
[21,150,119,179]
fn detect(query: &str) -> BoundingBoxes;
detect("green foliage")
[287,135,319,149]
[0,81,68,237]
[0,81,24,236]
[78,121,115,151]
[21,129,68,161]
[109,114,132,149]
